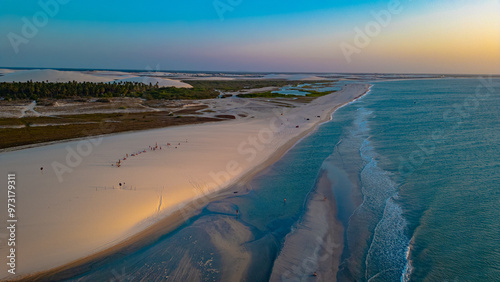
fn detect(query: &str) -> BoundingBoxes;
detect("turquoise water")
[68,95,347,281]
[66,78,500,281]
[272,88,310,95]
[333,78,500,281]
[272,82,341,95]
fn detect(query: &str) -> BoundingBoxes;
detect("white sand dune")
[264,74,329,81]
[140,72,174,77]
[0,69,193,88]
[0,69,19,75]
[0,69,117,83]
[0,84,369,279]
[113,76,193,88]
[86,71,135,80]
[88,70,134,76]
[0,70,330,84]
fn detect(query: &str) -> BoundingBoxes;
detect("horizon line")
[1,66,499,77]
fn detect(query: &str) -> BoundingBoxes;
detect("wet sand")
[269,170,344,281]
[19,84,370,281]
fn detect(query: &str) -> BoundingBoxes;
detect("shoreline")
[236,84,370,187]
[269,170,345,281]
[15,83,371,281]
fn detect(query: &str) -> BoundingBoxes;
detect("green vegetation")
[0,80,327,101]
[0,80,335,101]
[0,81,152,100]
[0,112,226,149]
[184,80,322,91]
[0,81,219,100]
[0,79,339,149]
[236,89,335,98]
[145,87,219,100]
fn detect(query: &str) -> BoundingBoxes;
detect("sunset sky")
[1,0,499,74]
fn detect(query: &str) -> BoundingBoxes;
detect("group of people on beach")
[112,147,152,168]
[112,140,188,167]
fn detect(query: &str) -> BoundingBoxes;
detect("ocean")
[68,78,500,281]
[331,78,500,281]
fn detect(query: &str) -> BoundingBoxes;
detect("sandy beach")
[2,0,497,279]
[0,83,369,280]
[269,170,345,282]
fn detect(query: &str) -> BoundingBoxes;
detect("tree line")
[0,81,219,100]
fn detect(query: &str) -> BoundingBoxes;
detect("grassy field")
[0,79,326,100]
[0,80,338,149]
[0,112,222,149]
[183,79,325,91]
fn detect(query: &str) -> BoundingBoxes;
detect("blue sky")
[1,0,499,74]
[2,0,379,22]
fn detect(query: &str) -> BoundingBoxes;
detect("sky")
[0,0,499,74]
